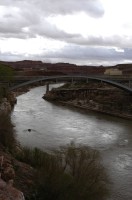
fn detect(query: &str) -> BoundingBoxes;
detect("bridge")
[8,75,132,94]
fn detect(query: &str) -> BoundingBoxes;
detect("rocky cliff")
[0,93,28,200]
[0,178,25,200]
[0,146,35,200]
[43,82,132,119]
[0,92,17,113]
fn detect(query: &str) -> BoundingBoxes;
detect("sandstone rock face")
[0,92,17,113]
[0,178,25,200]
[0,155,23,200]
[7,92,17,106]
[2,163,15,181]
[0,98,11,113]
[0,151,36,199]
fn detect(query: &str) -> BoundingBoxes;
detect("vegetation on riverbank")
[0,63,14,99]
[0,112,109,200]
[16,144,109,200]
[0,63,14,82]
[0,113,16,153]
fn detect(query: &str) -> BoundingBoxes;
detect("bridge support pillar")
[46,83,49,94]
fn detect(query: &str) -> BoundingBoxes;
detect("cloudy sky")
[0,0,132,65]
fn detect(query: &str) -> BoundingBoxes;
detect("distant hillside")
[107,63,132,74]
[115,64,132,73]
[0,60,132,75]
[0,60,104,75]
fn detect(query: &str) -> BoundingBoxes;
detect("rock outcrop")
[0,149,36,200]
[7,92,17,107]
[0,92,17,113]
[0,98,12,113]
[43,83,132,119]
[0,178,25,200]
[0,153,25,200]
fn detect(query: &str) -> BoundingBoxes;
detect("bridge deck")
[9,75,132,94]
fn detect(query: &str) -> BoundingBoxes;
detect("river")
[11,85,132,200]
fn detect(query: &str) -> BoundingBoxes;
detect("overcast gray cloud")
[0,13,80,39]
[0,0,104,17]
[43,45,126,61]
[0,50,25,61]
[1,45,132,66]
[0,0,132,65]
[0,0,104,39]
[66,35,132,49]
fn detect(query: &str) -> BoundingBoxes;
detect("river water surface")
[11,85,132,200]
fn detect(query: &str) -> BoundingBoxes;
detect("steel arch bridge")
[9,75,132,94]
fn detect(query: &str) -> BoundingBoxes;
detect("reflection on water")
[11,85,132,200]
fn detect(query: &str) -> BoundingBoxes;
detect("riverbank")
[43,82,132,120]
[0,90,34,200]
[0,92,17,113]
[12,81,48,97]
[59,100,132,120]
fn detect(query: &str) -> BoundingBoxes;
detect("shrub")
[15,147,52,168]
[0,112,16,153]
[0,85,8,99]
[16,143,109,200]
[0,63,14,82]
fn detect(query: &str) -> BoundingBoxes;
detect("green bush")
[0,113,16,153]
[0,63,14,82]
[15,147,52,168]
[0,85,8,99]
[16,143,109,200]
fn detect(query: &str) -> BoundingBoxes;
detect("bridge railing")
[1,74,132,81]
[14,74,132,79]
[7,75,132,94]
